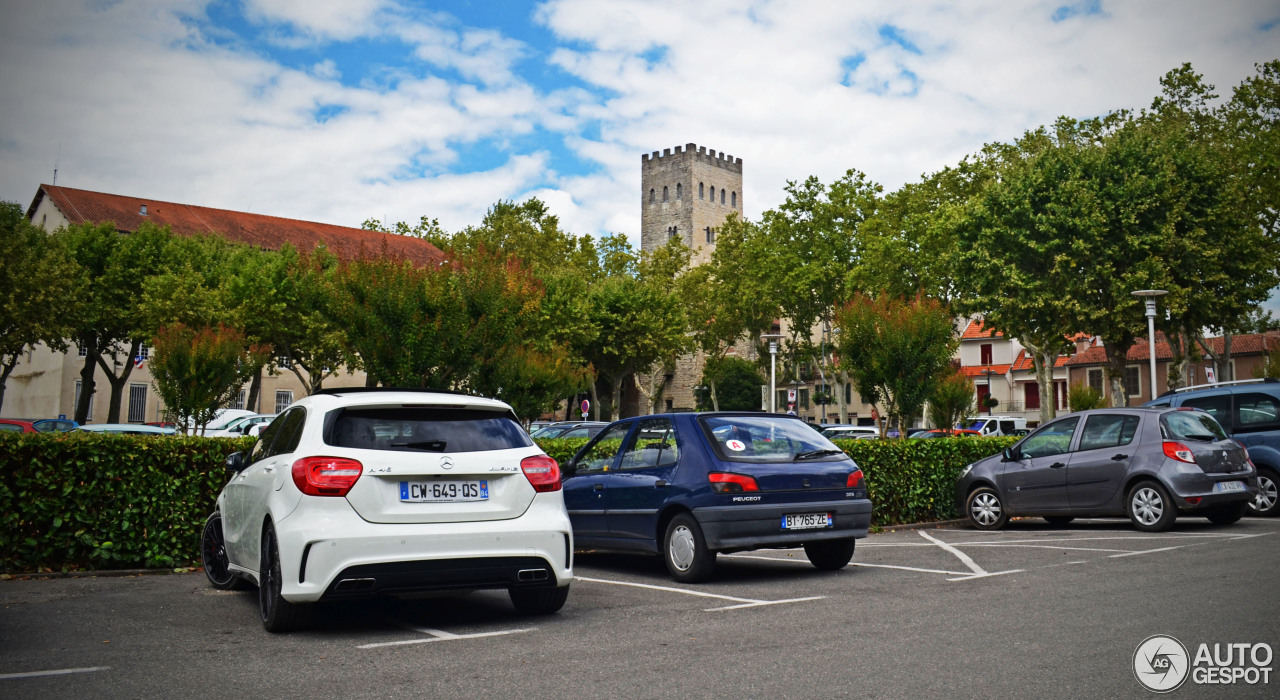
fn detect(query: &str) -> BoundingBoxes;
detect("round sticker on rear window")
[725,439,746,452]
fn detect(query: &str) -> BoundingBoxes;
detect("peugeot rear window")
[699,415,848,463]
[1161,410,1227,442]
[323,407,532,453]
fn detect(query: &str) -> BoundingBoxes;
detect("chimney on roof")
[139,204,148,216]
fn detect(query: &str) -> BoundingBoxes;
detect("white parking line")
[0,666,111,680]
[1109,545,1192,559]
[961,544,1133,553]
[725,552,971,577]
[574,574,826,612]
[358,627,534,649]
[918,531,986,575]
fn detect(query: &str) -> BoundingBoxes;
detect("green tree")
[927,368,976,432]
[150,324,267,435]
[1068,382,1106,412]
[834,293,958,438]
[696,356,764,411]
[0,203,85,413]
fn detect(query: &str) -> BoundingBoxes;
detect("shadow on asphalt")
[575,549,850,585]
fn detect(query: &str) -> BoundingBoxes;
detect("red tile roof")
[961,364,1010,377]
[1064,332,1279,366]
[1010,349,1070,372]
[28,184,444,266]
[960,319,1002,340]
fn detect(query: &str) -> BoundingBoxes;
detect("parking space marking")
[962,544,1133,553]
[574,575,825,612]
[0,666,111,680]
[357,627,534,649]
[918,531,985,576]
[1108,545,1194,558]
[725,552,972,577]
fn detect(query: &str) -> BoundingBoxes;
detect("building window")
[231,389,246,411]
[665,399,673,410]
[668,226,677,240]
[649,189,655,204]
[845,383,852,404]
[137,344,149,360]
[980,344,992,365]
[710,186,715,202]
[277,355,292,369]
[662,186,669,202]
[1087,368,1104,393]
[731,191,737,207]
[720,189,725,204]
[1124,366,1142,398]
[275,390,294,414]
[74,380,94,418]
[705,227,715,244]
[676,183,682,200]
[699,182,704,199]
[800,388,810,409]
[128,384,147,423]
[1024,382,1040,410]
[78,344,88,358]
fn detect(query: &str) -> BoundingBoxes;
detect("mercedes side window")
[271,408,307,456]
[577,423,631,473]
[1181,394,1232,432]
[1019,416,1080,458]
[247,413,288,464]
[1233,392,1280,433]
[618,418,678,470]
[1078,414,1141,451]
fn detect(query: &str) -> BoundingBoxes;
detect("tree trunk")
[1222,334,1233,381]
[1195,333,1221,385]
[610,375,624,422]
[1166,331,1189,392]
[1035,350,1058,424]
[708,376,720,412]
[1103,345,1129,407]
[74,334,97,423]
[589,380,600,421]
[247,368,263,412]
[0,353,18,415]
[96,339,141,423]
[837,371,850,424]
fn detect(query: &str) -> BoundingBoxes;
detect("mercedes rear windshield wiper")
[390,440,447,451]
[794,449,845,460]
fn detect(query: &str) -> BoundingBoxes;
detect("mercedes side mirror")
[224,451,245,472]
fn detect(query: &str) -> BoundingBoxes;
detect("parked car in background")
[185,408,254,436]
[204,414,275,438]
[956,407,1257,532]
[201,388,573,632]
[0,419,38,433]
[530,422,609,440]
[528,420,556,433]
[78,424,177,435]
[563,412,873,582]
[145,421,178,429]
[33,418,79,432]
[966,416,1028,437]
[821,425,878,440]
[914,429,982,439]
[1146,378,1280,517]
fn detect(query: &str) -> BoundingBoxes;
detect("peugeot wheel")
[1127,481,1176,532]
[200,512,245,590]
[803,538,856,570]
[259,522,311,633]
[663,514,716,583]
[966,487,1008,531]
[1249,470,1278,517]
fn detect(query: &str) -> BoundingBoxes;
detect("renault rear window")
[1161,410,1227,442]
[323,407,532,452]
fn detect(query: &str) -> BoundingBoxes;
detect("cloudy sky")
[1,0,1277,250]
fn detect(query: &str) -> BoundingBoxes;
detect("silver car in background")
[956,407,1258,532]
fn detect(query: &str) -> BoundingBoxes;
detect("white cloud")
[242,0,391,41]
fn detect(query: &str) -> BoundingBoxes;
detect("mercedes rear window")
[324,407,533,453]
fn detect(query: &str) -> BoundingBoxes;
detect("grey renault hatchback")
[955,407,1259,532]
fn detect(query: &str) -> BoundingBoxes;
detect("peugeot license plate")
[782,513,832,530]
[1213,480,1246,494]
[400,480,489,502]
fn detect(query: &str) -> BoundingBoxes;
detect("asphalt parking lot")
[3,517,1277,699]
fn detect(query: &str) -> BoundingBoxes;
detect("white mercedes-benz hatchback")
[199,388,573,632]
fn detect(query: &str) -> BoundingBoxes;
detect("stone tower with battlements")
[641,143,743,264]
[634,144,749,414]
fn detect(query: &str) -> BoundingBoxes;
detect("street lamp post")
[1132,290,1168,401]
[761,334,784,413]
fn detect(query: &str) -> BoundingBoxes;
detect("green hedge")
[0,432,246,573]
[0,432,1015,573]
[535,435,1018,527]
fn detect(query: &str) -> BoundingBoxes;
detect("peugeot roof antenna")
[52,141,60,186]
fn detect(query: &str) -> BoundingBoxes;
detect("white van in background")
[966,416,1027,437]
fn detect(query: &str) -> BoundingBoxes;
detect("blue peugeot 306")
[562,412,873,582]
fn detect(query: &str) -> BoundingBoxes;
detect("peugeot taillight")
[709,472,759,493]
[1162,441,1196,465]
[291,456,363,496]
[847,469,864,488]
[521,455,562,492]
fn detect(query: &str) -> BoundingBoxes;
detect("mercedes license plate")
[1213,480,1246,494]
[782,513,832,530]
[400,480,489,502]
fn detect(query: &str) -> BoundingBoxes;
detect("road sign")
[581,399,590,414]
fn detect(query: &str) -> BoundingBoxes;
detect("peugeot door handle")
[655,480,667,488]
[1049,462,1066,469]
[1111,454,1129,461]
[593,483,604,491]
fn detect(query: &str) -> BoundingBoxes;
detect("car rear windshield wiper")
[1181,433,1218,442]
[390,440,447,451]
[794,449,844,460]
